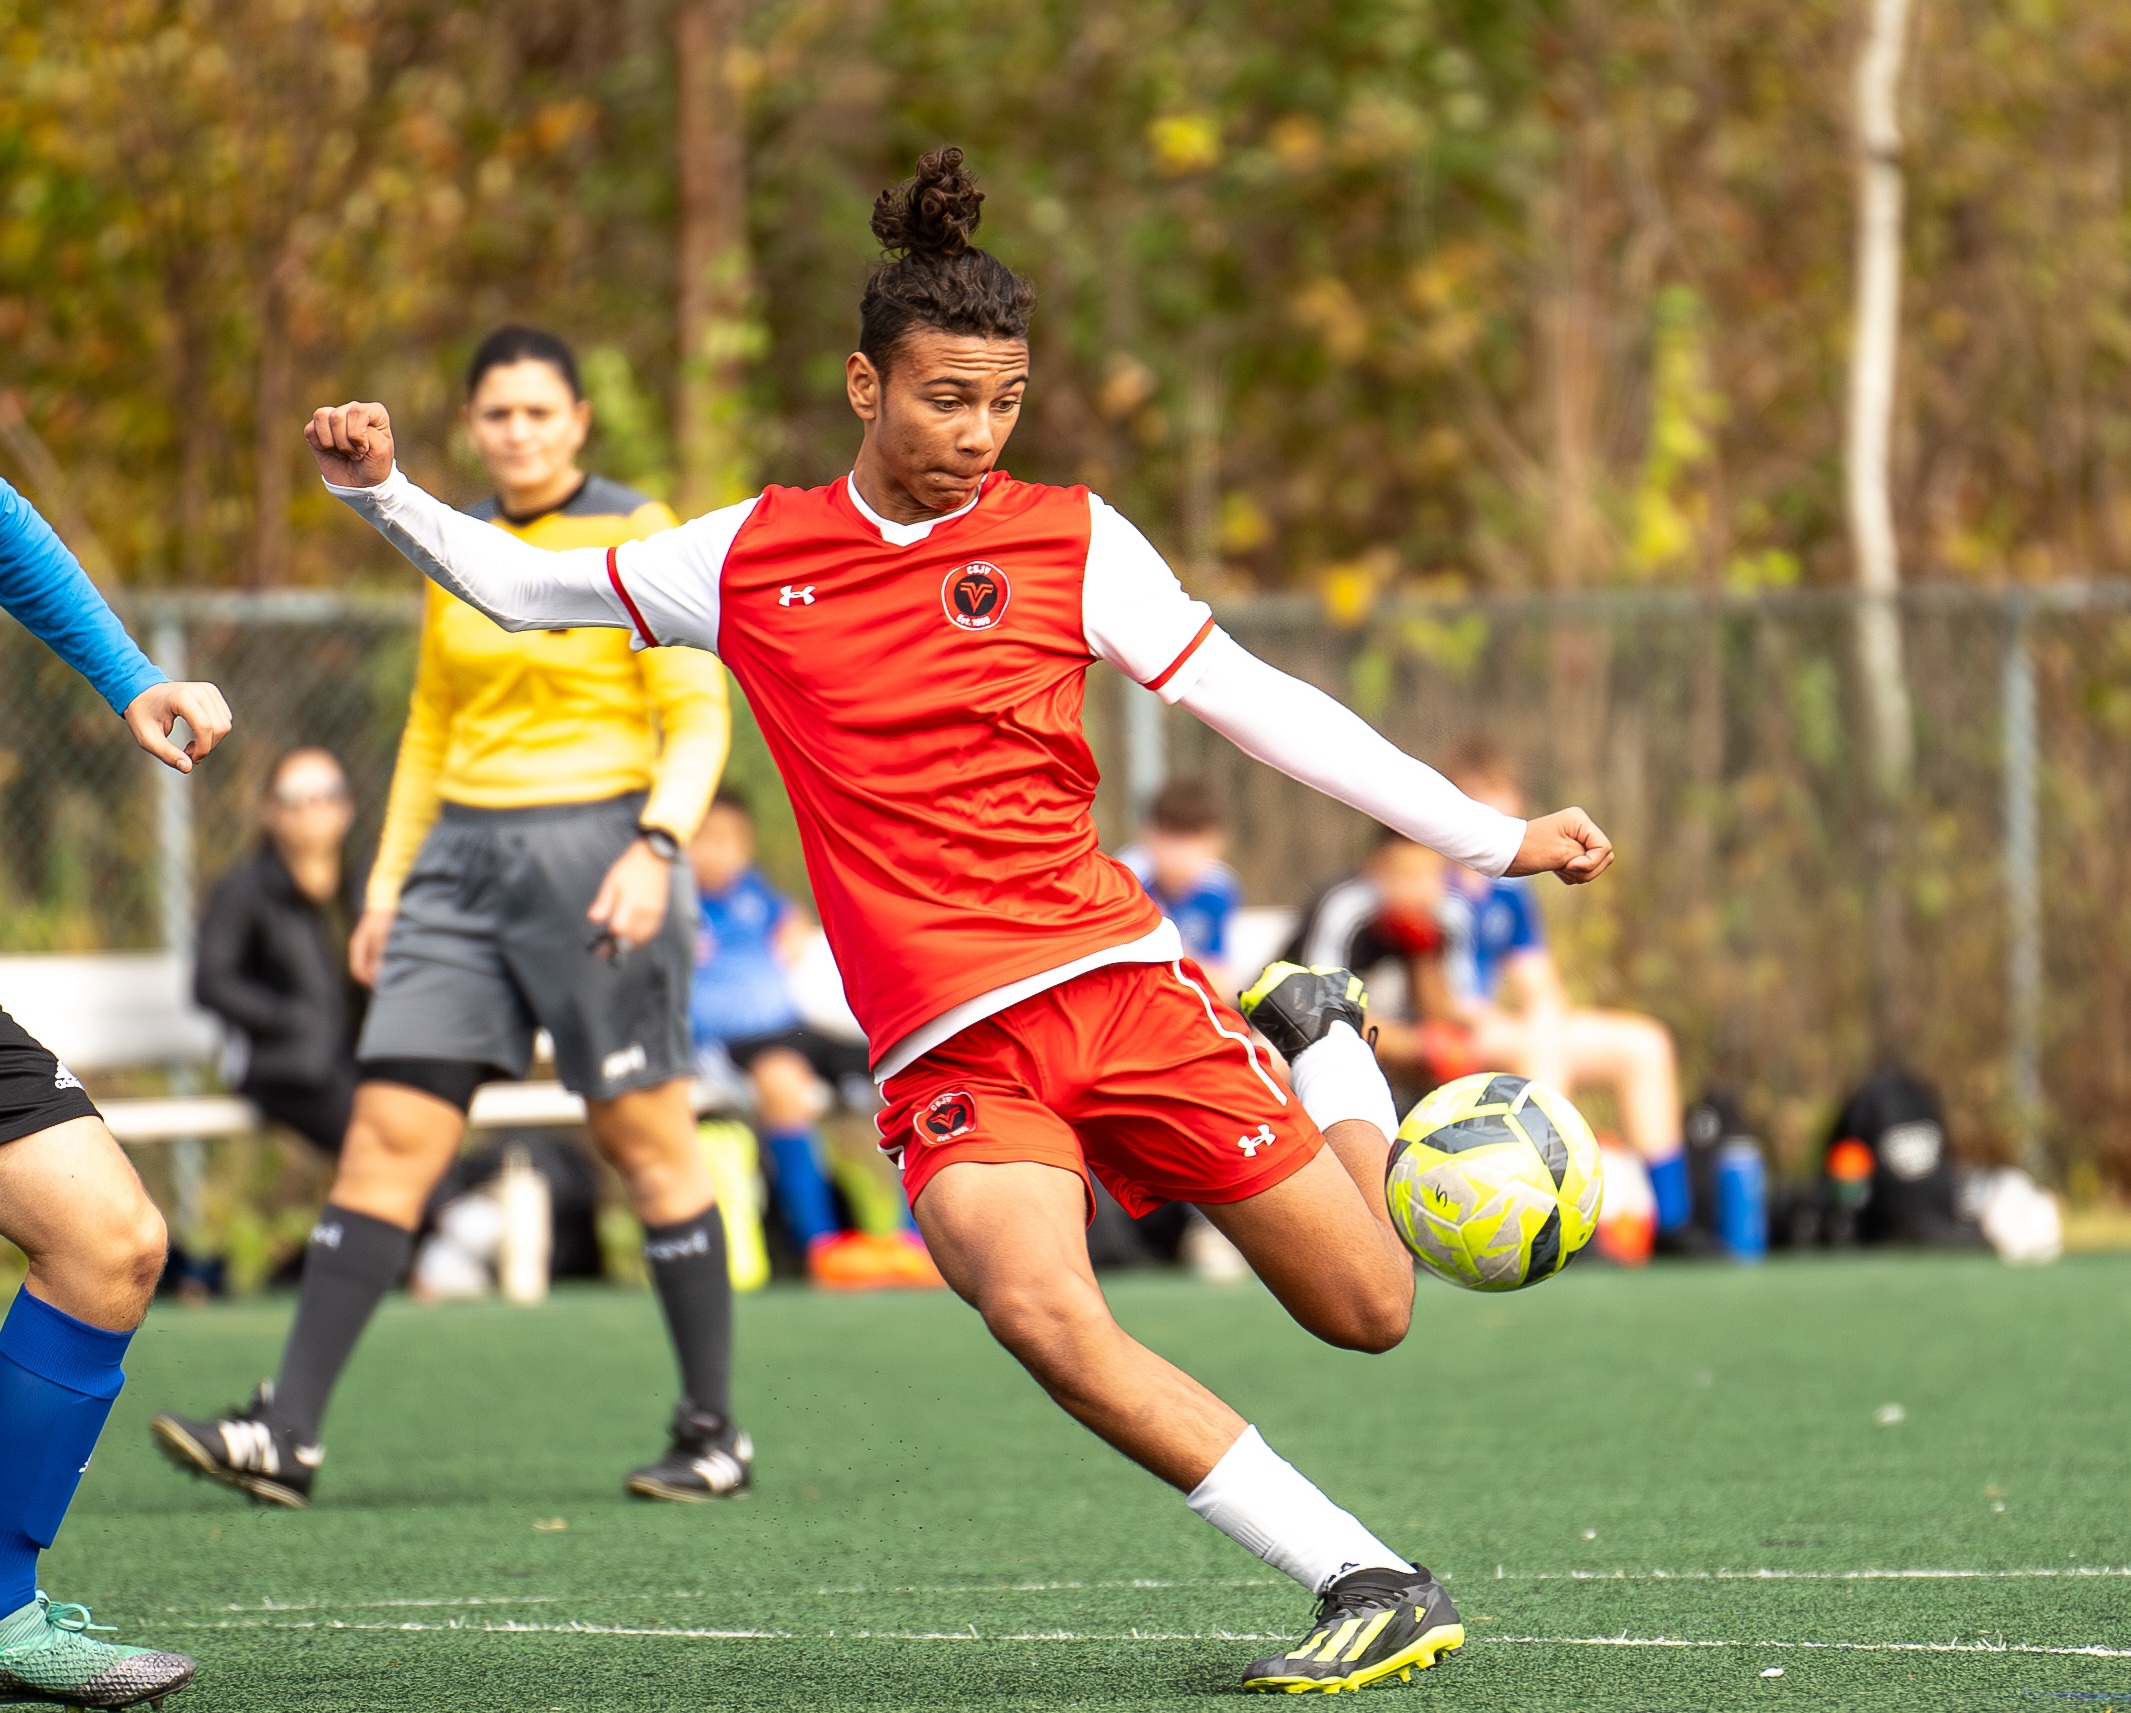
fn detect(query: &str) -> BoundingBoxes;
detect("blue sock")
[0,1290,131,1613]
[764,1128,839,1248]
[1648,1152,1692,1231]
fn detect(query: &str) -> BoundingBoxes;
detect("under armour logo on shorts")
[602,1043,648,1082]
[311,1220,343,1250]
[1237,1123,1277,1158]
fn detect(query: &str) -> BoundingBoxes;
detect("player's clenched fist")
[304,401,396,489]
[1507,806,1614,885]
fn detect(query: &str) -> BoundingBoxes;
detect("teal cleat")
[0,1592,195,1709]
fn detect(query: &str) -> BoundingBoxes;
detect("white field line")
[151,1619,2131,1657]
[186,1576,1284,1616]
[1506,1566,2131,1583]
[191,1566,2123,1616]
[1481,1636,2131,1659]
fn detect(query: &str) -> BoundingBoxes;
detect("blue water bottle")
[1714,1140,1768,1262]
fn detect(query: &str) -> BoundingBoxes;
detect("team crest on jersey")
[942,562,1010,631]
[916,1088,978,1144]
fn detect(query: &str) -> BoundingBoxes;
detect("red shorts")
[877,958,1325,1220]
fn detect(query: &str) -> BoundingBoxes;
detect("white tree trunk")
[1846,0,1916,793]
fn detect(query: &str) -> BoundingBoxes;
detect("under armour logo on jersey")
[1237,1123,1277,1158]
[778,585,817,606]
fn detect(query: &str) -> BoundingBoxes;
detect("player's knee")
[1313,1269,1413,1354]
[1329,1294,1411,1355]
[89,1188,166,1306]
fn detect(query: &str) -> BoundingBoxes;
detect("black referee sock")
[271,1205,414,1446]
[643,1207,734,1422]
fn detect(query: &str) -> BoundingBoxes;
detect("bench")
[0,952,642,1141]
[0,915,1293,1145]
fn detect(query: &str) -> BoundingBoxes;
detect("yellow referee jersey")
[366,473,731,913]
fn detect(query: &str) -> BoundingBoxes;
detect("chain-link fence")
[6,584,2128,1182]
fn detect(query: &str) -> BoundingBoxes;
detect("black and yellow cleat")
[1237,963,1368,1064]
[1242,1562,1463,1694]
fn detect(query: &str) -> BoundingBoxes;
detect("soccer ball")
[1387,1073,1602,1292]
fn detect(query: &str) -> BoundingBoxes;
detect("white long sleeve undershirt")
[1175,631,1524,876]
[328,466,1527,881]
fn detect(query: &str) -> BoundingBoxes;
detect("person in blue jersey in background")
[0,476,230,1707]
[1118,779,1242,1000]
[1441,740,1699,1250]
[687,792,940,1289]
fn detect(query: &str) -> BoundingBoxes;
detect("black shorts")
[724,1025,871,1088]
[0,1005,100,1147]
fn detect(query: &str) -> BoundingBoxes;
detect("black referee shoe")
[1242,1562,1463,1694]
[1238,962,1368,1063]
[150,1383,319,1510]
[624,1405,753,1502]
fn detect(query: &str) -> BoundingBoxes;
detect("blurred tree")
[0,0,2122,596]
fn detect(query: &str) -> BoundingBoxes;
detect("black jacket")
[193,844,366,1089]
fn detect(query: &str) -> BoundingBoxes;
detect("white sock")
[1185,1425,1410,1595]
[1289,1021,1399,1142]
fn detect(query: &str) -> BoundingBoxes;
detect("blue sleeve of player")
[0,477,164,715]
[1501,879,1545,952]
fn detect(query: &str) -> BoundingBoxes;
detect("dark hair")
[859,148,1036,373]
[466,325,582,401]
[1443,735,1516,792]
[1146,777,1224,836]
[709,787,754,820]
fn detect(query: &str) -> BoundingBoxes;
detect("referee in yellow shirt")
[155,327,749,1505]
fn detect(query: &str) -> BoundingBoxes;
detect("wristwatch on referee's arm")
[635,823,682,862]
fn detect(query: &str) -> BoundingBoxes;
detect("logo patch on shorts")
[916,1089,978,1145]
[602,1043,648,1082]
[941,562,1010,631]
[1237,1123,1277,1158]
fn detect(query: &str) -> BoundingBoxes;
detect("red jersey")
[603,473,1219,1070]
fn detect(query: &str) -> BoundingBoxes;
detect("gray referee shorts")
[357,794,694,1102]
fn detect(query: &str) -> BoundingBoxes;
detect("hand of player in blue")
[123,680,232,773]
[1507,807,1613,885]
[304,400,397,488]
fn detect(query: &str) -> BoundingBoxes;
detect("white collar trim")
[843,472,985,546]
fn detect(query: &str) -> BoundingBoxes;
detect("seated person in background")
[1442,740,1693,1242]
[688,791,939,1289]
[194,747,365,1156]
[1118,777,1242,998]
[1287,830,1478,1096]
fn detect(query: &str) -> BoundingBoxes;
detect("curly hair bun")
[871,146,985,259]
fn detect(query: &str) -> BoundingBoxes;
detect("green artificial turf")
[42,1253,2131,1711]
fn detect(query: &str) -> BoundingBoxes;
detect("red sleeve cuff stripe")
[1143,616,1217,694]
[607,546,661,647]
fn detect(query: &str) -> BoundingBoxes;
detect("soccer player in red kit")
[304,149,1613,1693]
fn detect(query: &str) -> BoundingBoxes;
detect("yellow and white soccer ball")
[1387,1072,1603,1292]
